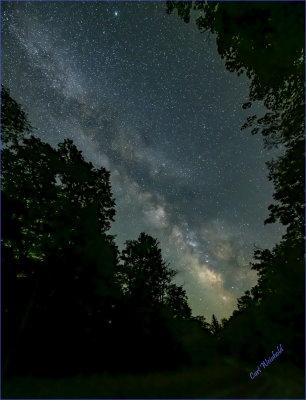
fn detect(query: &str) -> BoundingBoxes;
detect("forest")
[1,1,305,399]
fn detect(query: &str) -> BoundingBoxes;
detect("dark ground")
[2,358,304,399]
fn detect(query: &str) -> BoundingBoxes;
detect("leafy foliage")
[167,1,305,236]
[1,85,32,145]
[119,232,191,319]
[167,2,304,96]
[1,86,200,378]
[2,2,304,388]
[1,86,122,376]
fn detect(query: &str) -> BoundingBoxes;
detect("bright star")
[114,11,118,16]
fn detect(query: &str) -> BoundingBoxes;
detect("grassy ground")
[2,359,305,399]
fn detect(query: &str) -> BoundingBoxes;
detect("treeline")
[2,0,305,380]
[167,0,305,369]
[2,86,217,377]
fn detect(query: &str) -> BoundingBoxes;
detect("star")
[1,0,282,320]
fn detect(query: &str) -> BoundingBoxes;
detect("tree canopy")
[1,87,198,376]
[119,232,191,319]
[1,2,304,392]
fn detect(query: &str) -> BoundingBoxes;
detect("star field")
[1,1,283,319]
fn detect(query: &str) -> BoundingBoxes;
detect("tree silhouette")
[167,2,305,239]
[120,232,175,303]
[167,2,304,95]
[165,283,192,320]
[1,2,305,394]
[192,315,211,331]
[2,87,202,378]
[1,85,32,145]
[210,314,221,335]
[119,232,191,318]
[1,86,121,376]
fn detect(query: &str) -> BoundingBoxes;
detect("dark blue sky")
[1,1,283,319]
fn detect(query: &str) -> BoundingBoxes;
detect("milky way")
[1,1,283,319]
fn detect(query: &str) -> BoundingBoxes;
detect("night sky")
[1,1,283,319]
